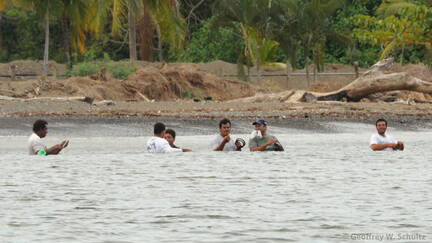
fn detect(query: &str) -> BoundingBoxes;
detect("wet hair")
[165,129,176,139]
[219,118,231,128]
[154,122,166,134]
[375,118,388,127]
[33,119,48,132]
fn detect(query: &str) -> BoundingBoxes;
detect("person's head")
[253,118,268,135]
[154,122,166,137]
[219,118,231,137]
[375,118,388,135]
[33,119,48,138]
[164,129,176,146]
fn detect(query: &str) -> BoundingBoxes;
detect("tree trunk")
[0,14,3,57]
[235,58,432,103]
[128,5,137,62]
[354,61,359,78]
[156,23,163,62]
[305,60,310,87]
[309,59,432,101]
[313,63,317,83]
[62,16,72,69]
[400,45,405,65]
[256,47,261,82]
[138,0,154,61]
[286,61,290,83]
[43,9,50,77]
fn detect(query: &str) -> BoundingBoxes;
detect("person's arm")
[161,140,182,153]
[251,138,277,152]
[46,140,69,155]
[46,144,62,155]
[182,148,192,152]
[370,143,398,151]
[213,135,230,151]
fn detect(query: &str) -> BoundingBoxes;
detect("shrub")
[182,91,196,99]
[108,64,136,79]
[70,62,101,77]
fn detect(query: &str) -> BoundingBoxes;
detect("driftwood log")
[233,58,432,103]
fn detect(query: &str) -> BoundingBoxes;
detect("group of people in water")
[145,118,284,153]
[27,117,404,155]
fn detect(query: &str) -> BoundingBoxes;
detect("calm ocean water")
[0,119,431,242]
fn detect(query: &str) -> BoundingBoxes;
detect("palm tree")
[275,0,346,84]
[212,0,277,78]
[12,0,63,77]
[0,0,7,55]
[91,0,186,62]
[88,0,142,62]
[139,0,186,61]
[60,0,93,68]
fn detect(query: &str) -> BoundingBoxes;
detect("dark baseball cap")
[252,118,268,126]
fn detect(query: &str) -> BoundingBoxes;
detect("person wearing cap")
[249,118,284,152]
[28,119,69,155]
[210,118,243,151]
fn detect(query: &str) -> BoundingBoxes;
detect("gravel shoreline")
[1,100,432,119]
[1,100,432,135]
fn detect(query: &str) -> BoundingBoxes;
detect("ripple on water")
[0,131,431,242]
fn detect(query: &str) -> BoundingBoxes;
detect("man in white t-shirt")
[28,119,69,155]
[370,118,404,151]
[147,122,191,153]
[210,118,243,151]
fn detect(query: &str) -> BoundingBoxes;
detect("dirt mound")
[125,64,255,101]
[0,60,66,76]
[24,63,255,101]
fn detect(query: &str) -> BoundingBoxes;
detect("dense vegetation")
[1,0,432,75]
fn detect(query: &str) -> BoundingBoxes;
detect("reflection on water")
[1,123,431,242]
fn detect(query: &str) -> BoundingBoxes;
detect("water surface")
[1,119,431,242]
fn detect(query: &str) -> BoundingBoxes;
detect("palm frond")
[376,0,418,16]
[152,0,187,51]
[380,39,399,60]
[0,0,6,12]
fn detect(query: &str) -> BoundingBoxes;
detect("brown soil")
[0,62,255,101]
[1,60,432,103]
[2,99,432,121]
[0,60,66,79]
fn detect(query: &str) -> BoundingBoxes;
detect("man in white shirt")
[210,118,243,151]
[147,122,190,153]
[370,118,404,151]
[28,119,69,155]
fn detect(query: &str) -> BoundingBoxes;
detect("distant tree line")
[0,0,432,77]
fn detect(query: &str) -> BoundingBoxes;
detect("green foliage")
[2,0,432,69]
[67,61,136,79]
[352,3,432,63]
[178,17,243,63]
[182,91,196,99]
[69,62,100,76]
[108,63,136,79]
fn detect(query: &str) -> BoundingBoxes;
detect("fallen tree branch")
[234,58,432,103]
